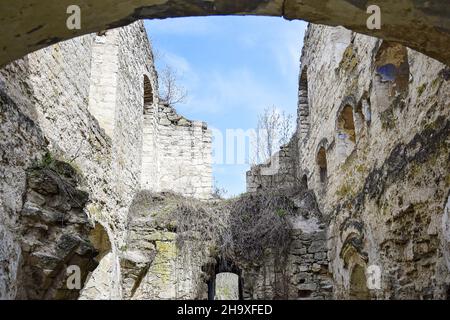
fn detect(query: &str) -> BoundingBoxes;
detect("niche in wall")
[317,146,328,184]
[143,74,154,115]
[372,41,410,115]
[335,98,357,161]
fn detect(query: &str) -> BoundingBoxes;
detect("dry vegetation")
[129,190,299,264]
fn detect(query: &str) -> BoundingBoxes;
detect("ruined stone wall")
[246,136,299,193]
[238,193,332,300]
[0,90,48,299]
[154,104,212,200]
[119,190,333,301]
[0,33,108,299]
[0,21,143,299]
[81,21,160,300]
[120,192,214,300]
[0,20,213,299]
[246,23,449,300]
[296,24,450,299]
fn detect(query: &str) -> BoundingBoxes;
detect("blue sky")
[145,17,307,197]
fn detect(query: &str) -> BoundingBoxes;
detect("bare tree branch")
[159,65,188,107]
[252,106,295,165]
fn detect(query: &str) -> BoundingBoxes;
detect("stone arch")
[298,67,310,139]
[2,1,450,68]
[207,258,243,300]
[316,140,328,184]
[349,264,370,300]
[336,97,357,161]
[339,218,368,266]
[338,219,370,299]
[143,74,154,115]
[373,41,410,98]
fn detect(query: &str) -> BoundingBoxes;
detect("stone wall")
[117,190,332,300]
[0,20,212,299]
[17,160,98,300]
[296,24,450,299]
[141,103,212,200]
[3,1,450,69]
[0,90,47,299]
[246,136,299,193]
[238,190,332,300]
[0,31,110,299]
[246,23,450,299]
[154,104,212,200]
[120,192,213,300]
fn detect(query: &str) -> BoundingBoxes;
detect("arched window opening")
[374,42,410,97]
[336,104,357,161]
[301,174,308,189]
[298,68,310,138]
[143,75,153,115]
[338,105,356,143]
[207,259,243,300]
[349,264,370,300]
[317,147,327,184]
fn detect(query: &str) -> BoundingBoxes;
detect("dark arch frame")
[335,96,357,145]
[1,1,450,68]
[373,41,410,97]
[207,257,244,300]
[143,74,154,115]
[316,138,329,184]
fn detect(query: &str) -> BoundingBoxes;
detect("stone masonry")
[0,17,449,300]
[0,21,212,299]
[247,24,450,299]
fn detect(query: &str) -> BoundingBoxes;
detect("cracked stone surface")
[0,1,449,67]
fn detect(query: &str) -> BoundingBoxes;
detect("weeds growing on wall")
[228,192,294,262]
[129,190,298,264]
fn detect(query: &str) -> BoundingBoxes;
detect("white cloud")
[182,67,288,115]
[161,51,193,74]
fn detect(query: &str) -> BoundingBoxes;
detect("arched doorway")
[207,258,243,300]
[349,264,370,300]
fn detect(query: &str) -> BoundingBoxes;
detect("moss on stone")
[380,107,396,130]
[338,45,359,74]
[417,83,427,97]
[336,182,355,199]
[152,241,177,285]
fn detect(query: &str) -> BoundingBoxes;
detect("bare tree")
[159,65,188,107]
[252,106,294,164]
[212,177,228,199]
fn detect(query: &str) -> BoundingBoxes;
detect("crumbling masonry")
[0,20,449,300]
